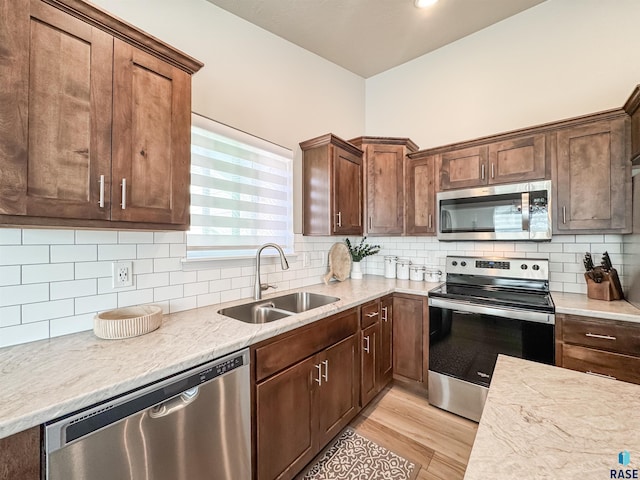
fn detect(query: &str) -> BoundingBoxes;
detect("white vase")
[351,261,363,279]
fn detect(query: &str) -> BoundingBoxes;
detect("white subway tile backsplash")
[0,306,21,327]
[98,277,136,294]
[137,244,170,259]
[220,289,242,303]
[51,279,96,300]
[184,282,209,297]
[22,263,74,284]
[169,296,197,313]
[220,267,243,279]
[137,272,170,289]
[0,283,49,307]
[75,261,112,279]
[550,272,578,283]
[76,230,118,244]
[170,271,197,285]
[118,289,154,308]
[563,243,590,253]
[197,269,221,282]
[0,246,49,266]
[209,279,232,292]
[154,232,185,244]
[154,285,183,302]
[22,299,74,323]
[75,294,118,315]
[0,266,20,286]
[23,229,74,245]
[51,245,97,263]
[153,257,182,272]
[50,313,94,338]
[98,244,137,261]
[563,283,588,294]
[231,276,252,290]
[0,321,49,348]
[170,243,187,258]
[197,292,221,307]
[132,259,154,275]
[119,231,154,244]
[0,229,21,245]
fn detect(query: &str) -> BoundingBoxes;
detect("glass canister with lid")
[384,256,398,278]
[396,258,411,280]
[409,264,425,282]
[425,266,443,283]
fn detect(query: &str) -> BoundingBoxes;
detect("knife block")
[584,271,624,301]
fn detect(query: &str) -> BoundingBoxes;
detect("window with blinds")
[187,114,294,259]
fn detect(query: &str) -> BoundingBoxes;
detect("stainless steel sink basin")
[218,292,340,324]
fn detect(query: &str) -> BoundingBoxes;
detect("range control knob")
[451,261,458,266]
[461,261,467,267]
[532,264,540,271]
[520,264,528,270]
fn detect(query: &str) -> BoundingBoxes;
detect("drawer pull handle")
[366,312,379,318]
[586,371,616,380]
[98,175,105,208]
[315,364,322,385]
[336,211,342,228]
[481,164,485,180]
[322,360,329,382]
[363,335,370,353]
[585,332,616,341]
[120,178,127,210]
[381,306,388,322]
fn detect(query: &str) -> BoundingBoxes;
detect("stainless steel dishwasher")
[45,348,251,480]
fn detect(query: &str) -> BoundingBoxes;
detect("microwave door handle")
[522,192,530,232]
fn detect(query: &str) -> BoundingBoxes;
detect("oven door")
[427,297,554,420]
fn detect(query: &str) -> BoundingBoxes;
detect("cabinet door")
[0,426,41,480]
[393,295,425,383]
[555,117,631,232]
[406,155,437,235]
[256,356,316,480]
[378,296,393,389]
[439,146,488,190]
[360,323,379,407]
[562,344,640,385]
[332,147,363,234]
[315,334,359,448]
[111,39,191,225]
[0,0,112,219]
[488,134,546,184]
[364,144,404,235]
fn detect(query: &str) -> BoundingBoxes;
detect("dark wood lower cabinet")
[378,296,393,388]
[360,322,379,407]
[0,426,41,480]
[392,294,428,386]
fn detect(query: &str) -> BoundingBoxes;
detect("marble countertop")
[1,275,639,441]
[465,355,640,480]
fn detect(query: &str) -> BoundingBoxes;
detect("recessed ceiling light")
[414,0,438,8]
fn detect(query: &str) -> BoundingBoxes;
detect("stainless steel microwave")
[437,180,552,241]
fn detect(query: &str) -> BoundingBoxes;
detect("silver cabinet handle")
[120,178,127,210]
[428,214,432,229]
[381,306,388,322]
[322,359,329,382]
[491,163,495,179]
[365,311,379,318]
[562,206,566,224]
[363,335,370,353]
[98,175,105,208]
[315,364,322,385]
[336,211,342,227]
[586,371,616,380]
[585,332,616,341]
[481,164,485,180]
[369,216,372,230]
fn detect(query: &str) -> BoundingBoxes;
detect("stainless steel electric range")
[427,256,555,422]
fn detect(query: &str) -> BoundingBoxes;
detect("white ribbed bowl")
[94,305,163,340]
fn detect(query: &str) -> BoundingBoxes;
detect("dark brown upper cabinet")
[405,153,437,236]
[0,0,203,230]
[301,134,363,236]
[623,84,640,164]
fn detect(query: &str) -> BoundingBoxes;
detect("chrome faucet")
[254,243,290,300]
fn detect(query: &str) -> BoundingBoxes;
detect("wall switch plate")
[112,261,133,288]
[303,252,310,267]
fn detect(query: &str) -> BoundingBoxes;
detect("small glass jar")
[396,258,411,280]
[384,256,398,279]
[409,264,425,282]
[425,266,442,283]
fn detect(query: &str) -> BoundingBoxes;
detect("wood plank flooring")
[350,381,478,480]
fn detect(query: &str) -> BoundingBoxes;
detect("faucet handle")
[260,283,277,292]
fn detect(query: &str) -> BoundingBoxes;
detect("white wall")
[365,0,640,149]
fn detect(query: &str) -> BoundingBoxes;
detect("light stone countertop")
[1,276,639,441]
[464,355,640,480]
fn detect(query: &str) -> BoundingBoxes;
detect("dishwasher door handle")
[149,387,199,418]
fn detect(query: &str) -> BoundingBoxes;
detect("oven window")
[429,307,554,387]
[440,193,523,233]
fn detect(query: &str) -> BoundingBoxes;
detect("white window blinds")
[188,114,294,259]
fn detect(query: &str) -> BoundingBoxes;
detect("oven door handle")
[428,297,555,325]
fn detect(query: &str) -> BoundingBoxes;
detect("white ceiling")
[205,0,546,78]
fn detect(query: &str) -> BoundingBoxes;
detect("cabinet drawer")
[254,308,358,382]
[560,315,640,355]
[562,344,640,385]
[361,300,380,328]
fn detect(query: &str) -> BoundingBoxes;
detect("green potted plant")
[345,237,380,279]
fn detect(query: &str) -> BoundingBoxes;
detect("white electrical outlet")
[303,252,310,267]
[112,261,133,288]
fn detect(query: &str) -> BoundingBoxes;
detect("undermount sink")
[218,292,340,324]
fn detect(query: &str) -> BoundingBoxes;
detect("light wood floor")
[350,381,478,480]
